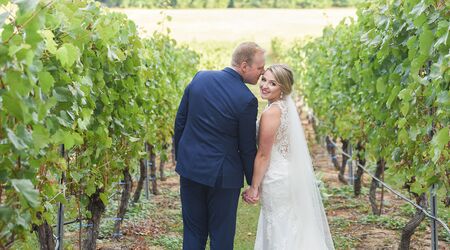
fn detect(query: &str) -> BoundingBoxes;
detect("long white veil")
[285,95,335,249]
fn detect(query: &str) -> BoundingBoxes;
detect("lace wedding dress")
[254,96,334,250]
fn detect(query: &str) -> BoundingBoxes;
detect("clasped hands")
[242,185,259,204]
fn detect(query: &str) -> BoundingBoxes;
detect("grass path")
[90,101,449,249]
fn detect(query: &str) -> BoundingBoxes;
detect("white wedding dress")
[254,96,334,250]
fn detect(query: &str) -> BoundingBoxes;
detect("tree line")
[96,0,362,8]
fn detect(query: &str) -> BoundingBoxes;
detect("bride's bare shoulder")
[261,104,281,124]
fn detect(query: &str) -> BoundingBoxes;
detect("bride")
[242,64,334,250]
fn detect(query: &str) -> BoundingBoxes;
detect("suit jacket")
[174,67,258,188]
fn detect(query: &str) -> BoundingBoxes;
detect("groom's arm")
[238,97,258,186]
[174,83,191,160]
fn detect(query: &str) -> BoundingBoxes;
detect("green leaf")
[410,54,427,76]
[13,0,39,12]
[432,127,449,149]
[51,130,83,149]
[53,193,66,204]
[409,126,420,141]
[96,20,116,41]
[398,118,407,129]
[432,147,441,164]
[6,70,32,96]
[418,28,433,56]
[129,136,140,142]
[3,92,25,121]
[413,13,427,28]
[72,132,84,146]
[85,181,96,196]
[8,46,29,64]
[40,30,57,54]
[398,129,409,144]
[430,61,443,80]
[426,175,440,187]
[436,91,449,105]
[38,96,57,120]
[107,46,126,61]
[398,88,412,101]
[16,124,32,147]
[386,86,401,108]
[434,21,449,48]
[0,11,8,30]
[0,207,14,221]
[376,78,386,93]
[400,101,409,116]
[70,172,83,182]
[99,192,109,206]
[11,179,39,208]
[105,137,112,148]
[32,125,50,150]
[409,181,423,194]
[410,1,427,17]
[56,43,80,68]
[77,117,90,130]
[38,71,55,94]
[7,128,27,150]
[24,18,41,48]
[51,130,74,149]
[53,87,73,102]
[406,35,417,51]
[1,23,14,42]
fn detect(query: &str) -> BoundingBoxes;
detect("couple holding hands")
[174,42,334,250]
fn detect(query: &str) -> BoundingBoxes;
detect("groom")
[174,42,265,250]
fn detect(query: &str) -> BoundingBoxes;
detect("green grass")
[359,214,408,231]
[234,196,260,249]
[93,193,156,239]
[327,215,359,249]
[332,234,358,249]
[183,41,238,71]
[151,235,183,250]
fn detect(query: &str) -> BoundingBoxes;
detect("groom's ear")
[240,61,249,72]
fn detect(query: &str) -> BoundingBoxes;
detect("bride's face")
[259,70,281,101]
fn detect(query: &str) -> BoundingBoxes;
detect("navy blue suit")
[174,67,257,249]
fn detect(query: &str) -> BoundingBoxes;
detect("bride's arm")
[245,105,281,202]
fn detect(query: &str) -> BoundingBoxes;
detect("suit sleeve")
[174,83,191,160]
[238,97,258,186]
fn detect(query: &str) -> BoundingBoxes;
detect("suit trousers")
[180,175,241,250]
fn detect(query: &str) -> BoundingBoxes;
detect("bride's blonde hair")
[266,64,294,95]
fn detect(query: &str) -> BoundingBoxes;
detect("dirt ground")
[301,108,449,250]
[112,8,357,48]
[93,102,449,250]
